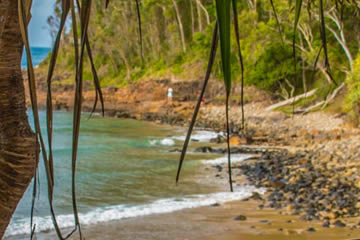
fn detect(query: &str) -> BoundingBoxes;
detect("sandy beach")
[16,198,359,240]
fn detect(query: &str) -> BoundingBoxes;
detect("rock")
[115,111,131,118]
[169,148,181,152]
[334,220,346,228]
[285,205,294,212]
[249,192,263,201]
[210,203,220,207]
[283,229,297,235]
[320,212,337,220]
[194,146,213,153]
[229,136,247,145]
[210,135,224,143]
[307,227,316,232]
[214,165,223,172]
[234,215,247,221]
[322,220,330,228]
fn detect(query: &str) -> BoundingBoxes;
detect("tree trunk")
[172,0,187,52]
[0,1,37,238]
[196,0,203,32]
[190,0,195,36]
[197,0,210,25]
[154,5,166,47]
[299,32,307,92]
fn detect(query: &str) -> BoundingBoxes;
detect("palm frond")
[215,0,233,192]
[17,0,66,238]
[46,0,71,190]
[69,0,94,238]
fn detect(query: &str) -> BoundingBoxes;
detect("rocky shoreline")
[168,94,360,231]
[196,137,360,231]
[28,71,360,232]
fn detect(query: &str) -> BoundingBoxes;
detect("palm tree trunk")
[0,0,37,238]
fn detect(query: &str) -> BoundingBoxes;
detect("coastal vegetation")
[1,0,360,239]
[44,1,360,117]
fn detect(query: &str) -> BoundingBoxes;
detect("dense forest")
[44,0,360,122]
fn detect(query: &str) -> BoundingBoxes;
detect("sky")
[28,0,56,47]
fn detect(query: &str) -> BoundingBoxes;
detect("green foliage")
[247,42,299,90]
[345,53,360,124]
[45,0,360,102]
[215,0,232,95]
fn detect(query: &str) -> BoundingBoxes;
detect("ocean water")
[21,47,51,68]
[5,111,264,238]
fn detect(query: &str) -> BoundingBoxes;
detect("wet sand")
[18,199,360,240]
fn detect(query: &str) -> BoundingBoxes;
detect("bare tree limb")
[265,89,318,111]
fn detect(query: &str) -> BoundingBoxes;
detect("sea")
[21,47,52,68]
[4,102,264,238]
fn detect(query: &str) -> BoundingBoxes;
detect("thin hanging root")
[225,94,233,192]
[231,0,245,130]
[176,22,219,184]
[135,0,144,61]
[18,0,67,238]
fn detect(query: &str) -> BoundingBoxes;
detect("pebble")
[322,220,330,228]
[334,220,346,228]
[210,203,220,207]
[307,227,316,232]
[234,215,247,221]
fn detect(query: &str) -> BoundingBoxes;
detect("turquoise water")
[21,47,51,68]
[5,111,262,238]
[5,111,216,236]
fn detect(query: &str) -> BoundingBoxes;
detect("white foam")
[202,154,253,165]
[173,130,222,142]
[5,186,265,237]
[150,130,221,146]
[149,138,175,146]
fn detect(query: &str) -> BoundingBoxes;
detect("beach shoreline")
[19,71,360,239]
[10,197,360,240]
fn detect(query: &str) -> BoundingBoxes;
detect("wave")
[172,130,222,142]
[202,154,253,165]
[150,130,222,146]
[5,186,265,237]
[149,138,176,146]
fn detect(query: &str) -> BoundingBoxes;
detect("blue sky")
[29,0,56,47]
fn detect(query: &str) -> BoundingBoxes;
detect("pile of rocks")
[237,149,360,228]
